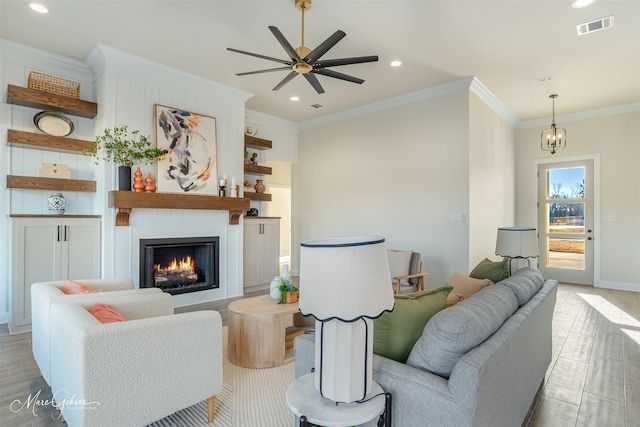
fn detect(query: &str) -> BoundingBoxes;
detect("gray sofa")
[294,267,558,427]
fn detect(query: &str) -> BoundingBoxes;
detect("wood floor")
[1,284,638,427]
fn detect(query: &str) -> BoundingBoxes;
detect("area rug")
[148,327,296,427]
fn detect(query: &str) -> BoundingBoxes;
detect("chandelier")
[541,94,566,155]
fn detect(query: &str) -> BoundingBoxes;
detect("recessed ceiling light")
[29,3,48,13]
[290,96,299,101]
[390,60,402,67]
[572,0,596,8]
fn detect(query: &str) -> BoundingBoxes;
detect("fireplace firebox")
[140,237,219,295]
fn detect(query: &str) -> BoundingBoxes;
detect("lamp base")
[314,318,373,403]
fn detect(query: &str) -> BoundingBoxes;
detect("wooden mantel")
[109,191,250,226]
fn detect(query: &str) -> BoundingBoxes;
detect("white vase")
[270,276,281,300]
[47,192,66,214]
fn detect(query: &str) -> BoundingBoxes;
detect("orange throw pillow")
[63,280,102,295]
[90,303,125,323]
[448,273,493,299]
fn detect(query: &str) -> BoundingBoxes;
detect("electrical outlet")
[450,213,465,222]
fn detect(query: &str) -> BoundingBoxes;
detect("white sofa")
[30,278,162,385]
[49,291,223,426]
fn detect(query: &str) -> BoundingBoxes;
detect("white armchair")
[31,278,162,385]
[49,292,223,426]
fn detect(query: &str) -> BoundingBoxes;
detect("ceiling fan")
[227,0,378,94]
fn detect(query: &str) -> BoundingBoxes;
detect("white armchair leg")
[207,396,216,423]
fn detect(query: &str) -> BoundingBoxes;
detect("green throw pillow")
[373,286,452,363]
[469,258,509,283]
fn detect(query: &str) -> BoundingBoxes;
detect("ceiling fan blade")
[227,48,290,65]
[316,56,379,68]
[303,73,325,94]
[313,68,365,85]
[305,30,346,63]
[273,71,299,91]
[236,67,293,76]
[268,26,301,61]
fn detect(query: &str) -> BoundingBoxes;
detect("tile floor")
[1,283,638,426]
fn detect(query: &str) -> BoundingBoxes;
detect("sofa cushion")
[388,250,413,286]
[374,286,452,363]
[406,284,518,378]
[469,258,509,283]
[63,280,102,295]
[498,267,544,306]
[448,272,493,299]
[90,303,125,323]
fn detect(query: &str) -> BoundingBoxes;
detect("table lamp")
[299,236,395,403]
[495,227,539,275]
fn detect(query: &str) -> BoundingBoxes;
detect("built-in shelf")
[109,191,250,226]
[245,192,272,202]
[7,84,98,118]
[7,129,94,153]
[244,135,272,150]
[7,175,96,192]
[244,163,272,176]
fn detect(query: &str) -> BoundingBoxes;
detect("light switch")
[604,214,616,222]
[450,213,466,222]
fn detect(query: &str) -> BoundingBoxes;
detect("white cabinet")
[243,217,280,291]
[10,217,101,332]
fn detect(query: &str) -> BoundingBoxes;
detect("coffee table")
[227,294,301,368]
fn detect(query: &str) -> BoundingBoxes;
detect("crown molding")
[86,43,254,102]
[518,102,640,129]
[299,77,476,130]
[0,38,92,82]
[469,78,520,127]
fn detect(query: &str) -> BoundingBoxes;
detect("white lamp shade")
[299,236,394,321]
[495,227,539,258]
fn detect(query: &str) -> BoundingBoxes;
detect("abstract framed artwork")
[154,104,218,195]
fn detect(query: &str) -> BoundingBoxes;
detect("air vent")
[534,76,554,84]
[310,104,323,109]
[577,15,614,36]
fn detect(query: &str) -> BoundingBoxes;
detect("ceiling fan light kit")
[227,0,378,94]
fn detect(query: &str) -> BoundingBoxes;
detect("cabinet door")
[243,220,264,288]
[260,219,281,283]
[62,218,101,279]
[12,218,61,329]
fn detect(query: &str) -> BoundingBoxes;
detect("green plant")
[277,279,299,304]
[84,125,164,167]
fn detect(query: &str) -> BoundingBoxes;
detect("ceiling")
[1,1,639,125]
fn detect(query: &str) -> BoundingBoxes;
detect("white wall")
[516,108,640,291]
[0,41,254,323]
[0,40,97,323]
[468,92,516,269]
[87,45,252,306]
[293,88,472,288]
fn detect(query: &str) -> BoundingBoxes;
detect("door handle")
[57,225,60,242]
[588,237,593,241]
[64,225,68,241]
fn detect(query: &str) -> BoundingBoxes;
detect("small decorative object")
[247,208,259,216]
[278,279,299,304]
[270,265,291,300]
[254,179,265,194]
[133,167,144,192]
[251,152,258,165]
[47,192,66,214]
[84,125,163,191]
[38,163,71,179]
[244,148,250,164]
[219,179,226,197]
[28,71,80,98]
[144,173,156,192]
[34,111,74,137]
[244,180,255,192]
[270,276,282,300]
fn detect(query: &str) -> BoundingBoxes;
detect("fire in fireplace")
[140,237,219,295]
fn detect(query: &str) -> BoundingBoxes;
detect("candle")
[220,179,225,186]
[231,177,236,188]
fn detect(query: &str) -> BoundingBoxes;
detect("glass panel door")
[538,160,594,284]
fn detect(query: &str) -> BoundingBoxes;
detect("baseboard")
[598,280,640,293]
